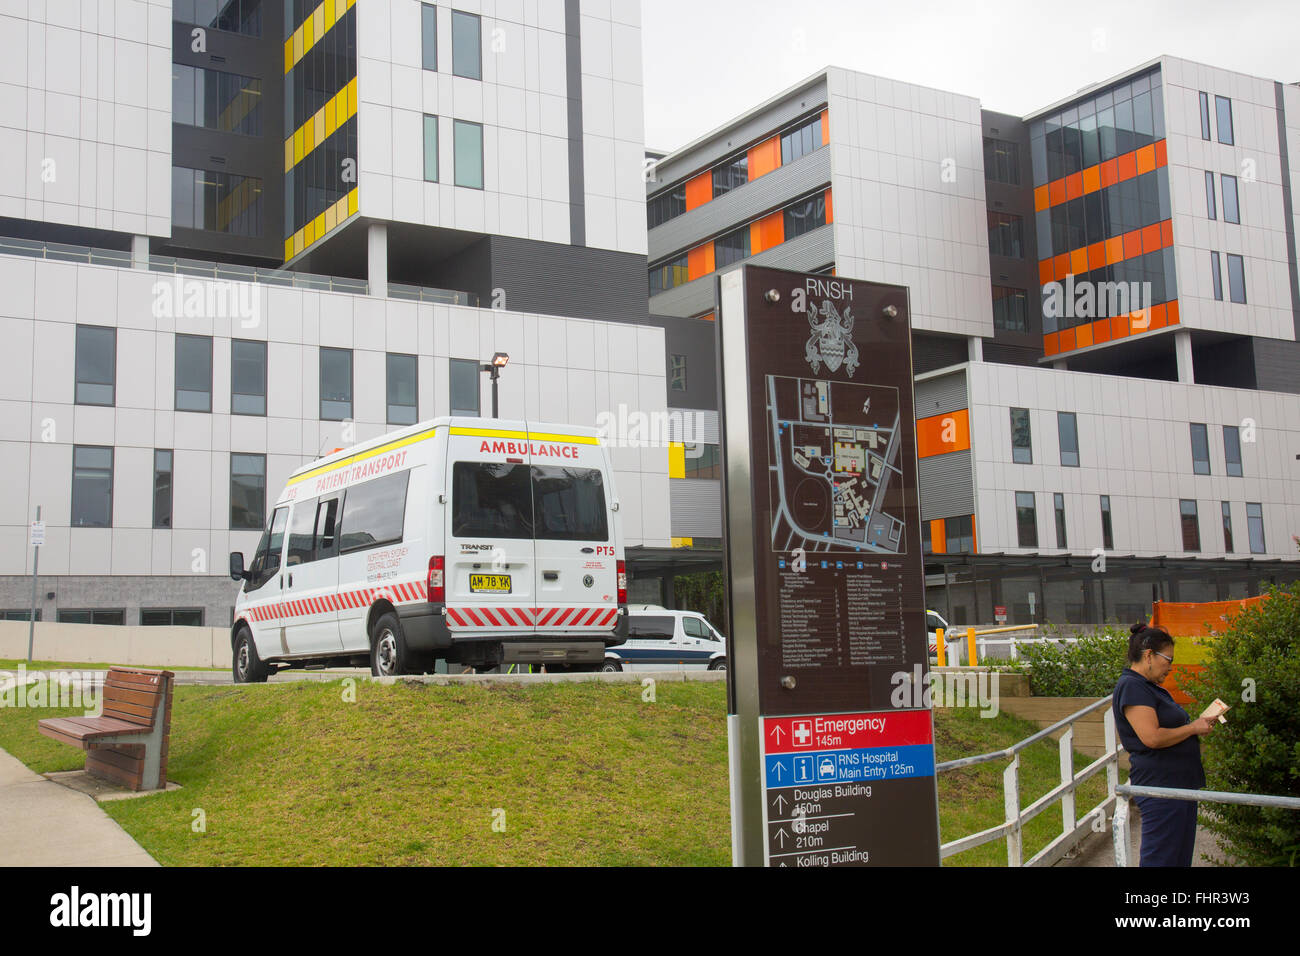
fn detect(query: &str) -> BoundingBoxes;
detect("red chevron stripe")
[537,608,557,626]
[461,607,484,627]
[479,607,501,627]
[444,608,462,627]
[554,608,576,627]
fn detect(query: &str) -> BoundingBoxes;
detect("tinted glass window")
[287,497,318,566]
[1246,503,1265,554]
[340,471,410,553]
[75,325,115,406]
[232,339,267,415]
[421,3,437,71]
[629,615,675,640]
[449,358,481,415]
[1190,423,1210,475]
[387,353,418,425]
[1226,254,1246,304]
[1180,500,1200,552]
[532,466,608,541]
[1101,495,1114,551]
[1223,425,1242,477]
[423,114,439,182]
[72,446,113,528]
[1215,95,1233,145]
[315,496,341,559]
[1016,491,1037,548]
[1222,502,1234,553]
[1058,412,1079,467]
[1010,408,1032,464]
[452,11,481,80]
[230,453,266,530]
[454,120,484,189]
[453,463,533,539]
[176,334,213,412]
[154,449,173,529]
[249,506,287,591]
[320,348,353,420]
[1221,174,1239,224]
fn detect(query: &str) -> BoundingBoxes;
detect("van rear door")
[530,428,619,638]
[444,421,536,634]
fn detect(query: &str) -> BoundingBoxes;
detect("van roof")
[286,417,607,482]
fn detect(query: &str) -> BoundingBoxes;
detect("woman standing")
[1112,622,1215,866]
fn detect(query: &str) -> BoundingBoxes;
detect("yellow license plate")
[469,574,512,594]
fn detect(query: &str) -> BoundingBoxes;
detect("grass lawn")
[0,680,1108,866]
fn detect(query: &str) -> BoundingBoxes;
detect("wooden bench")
[37,667,175,792]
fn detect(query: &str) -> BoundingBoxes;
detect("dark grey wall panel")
[484,236,648,324]
[911,332,968,374]
[643,314,720,411]
[915,370,968,417]
[649,77,827,191]
[1252,337,1300,395]
[670,479,723,537]
[918,450,974,521]
[648,148,831,262]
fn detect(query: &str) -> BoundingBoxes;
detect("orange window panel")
[970,515,977,555]
[750,209,784,254]
[1070,247,1089,276]
[825,188,833,223]
[1116,150,1137,181]
[1135,144,1156,175]
[1155,139,1168,167]
[1075,323,1093,349]
[1034,185,1050,212]
[930,519,946,555]
[1122,229,1144,260]
[1099,158,1120,188]
[1053,253,1071,281]
[1105,235,1125,265]
[1166,300,1180,325]
[1110,313,1131,340]
[916,408,971,458]
[821,109,830,146]
[699,312,716,322]
[1148,303,1168,330]
[1141,222,1162,254]
[1060,327,1077,352]
[1092,317,1112,344]
[687,243,715,281]
[1160,219,1173,247]
[1049,179,1067,207]
[1038,259,1054,285]
[1086,241,1106,270]
[1082,166,1101,194]
[1065,172,1083,201]
[1044,332,1061,356]
[684,171,712,211]
[748,136,781,179]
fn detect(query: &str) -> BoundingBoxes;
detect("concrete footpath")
[0,747,157,866]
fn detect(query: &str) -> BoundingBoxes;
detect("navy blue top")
[1112,668,1205,789]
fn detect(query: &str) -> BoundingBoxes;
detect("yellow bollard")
[936,627,946,667]
[967,627,977,667]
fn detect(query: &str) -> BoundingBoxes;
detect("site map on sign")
[767,374,906,554]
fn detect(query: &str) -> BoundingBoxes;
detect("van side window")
[452,463,534,538]
[315,495,341,559]
[287,497,318,566]
[339,471,410,553]
[249,507,288,591]
[629,616,674,640]
[532,466,608,541]
[683,617,709,639]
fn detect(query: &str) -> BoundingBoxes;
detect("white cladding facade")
[0,0,173,237]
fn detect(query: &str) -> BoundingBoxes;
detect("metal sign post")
[27,505,44,663]
[721,265,941,867]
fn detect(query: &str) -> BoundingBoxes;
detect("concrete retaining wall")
[0,621,230,669]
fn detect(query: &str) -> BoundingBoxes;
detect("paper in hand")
[1200,698,1230,724]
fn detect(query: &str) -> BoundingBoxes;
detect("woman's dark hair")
[1127,622,1174,663]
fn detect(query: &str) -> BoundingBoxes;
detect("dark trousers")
[1135,796,1198,866]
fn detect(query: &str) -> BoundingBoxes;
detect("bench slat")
[105,670,168,686]
[36,716,150,743]
[85,758,143,791]
[87,746,144,774]
[102,684,165,708]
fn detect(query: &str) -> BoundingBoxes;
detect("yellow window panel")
[313,107,325,147]
[313,5,325,40]
[347,76,358,116]
[284,38,293,74]
[283,237,294,261]
[348,189,358,217]
[284,137,294,172]
[324,1,335,32]
[293,26,303,64]
[313,212,326,240]
[325,205,337,232]
[293,127,304,165]
[668,442,685,478]
[325,98,338,137]
[293,232,304,257]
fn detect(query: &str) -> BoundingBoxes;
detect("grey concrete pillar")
[367,223,387,298]
[1175,329,1194,384]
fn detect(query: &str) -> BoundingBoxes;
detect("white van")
[598,608,727,672]
[228,417,628,681]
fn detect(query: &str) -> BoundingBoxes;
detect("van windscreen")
[532,466,608,541]
[452,463,534,539]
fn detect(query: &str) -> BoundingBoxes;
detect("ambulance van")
[228,418,629,681]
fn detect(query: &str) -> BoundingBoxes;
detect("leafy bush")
[1185,585,1300,866]
[1003,625,1130,697]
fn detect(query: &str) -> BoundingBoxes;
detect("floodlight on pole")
[481,352,510,418]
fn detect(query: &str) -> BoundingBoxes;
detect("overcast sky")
[641,0,1300,152]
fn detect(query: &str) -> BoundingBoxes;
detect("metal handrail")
[938,694,1121,866]
[1112,783,1300,866]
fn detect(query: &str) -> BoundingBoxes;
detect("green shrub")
[1185,585,1300,866]
[1004,625,1130,697]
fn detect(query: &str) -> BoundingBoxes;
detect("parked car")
[600,607,727,672]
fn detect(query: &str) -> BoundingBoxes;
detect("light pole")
[481,352,509,418]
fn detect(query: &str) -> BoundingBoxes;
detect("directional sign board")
[720,265,941,866]
[29,521,45,548]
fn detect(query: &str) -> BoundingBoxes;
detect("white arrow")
[772,762,784,782]
[771,794,788,813]
[769,725,785,745]
[775,827,789,848]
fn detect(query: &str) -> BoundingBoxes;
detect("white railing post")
[1059,725,1076,838]
[1103,707,1119,797]
[1112,795,1131,867]
[1003,754,1022,867]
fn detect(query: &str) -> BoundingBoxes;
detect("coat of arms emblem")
[804,299,859,377]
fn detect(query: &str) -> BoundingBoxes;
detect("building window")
[1226,254,1246,304]
[454,120,484,189]
[1221,174,1239,224]
[449,358,480,416]
[141,609,205,626]
[946,514,974,553]
[987,212,1024,258]
[921,520,932,554]
[231,339,267,415]
[1180,499,1200,552]
[713,154,748,197]
[784,193,827,239]
[423,114,439,182]
[1053,493,1068,549]
[1057,411,1079,467]
[1190,423,1211,475]
[992,286,1028,333]
[172,167,263,237]
[174,0,261,36]
[1198,91,1211,140]
[1100,495,1114,551]
[421,3,437,71]
[780,115,822,165]
[1204,171,1216,220]
[1246,503,1265,554]
[649,255,689,295]
[670,354,687,392]
[983,138,1020,185]
[172,64,261,136]
[57,609,125,625]
[715,225,751,268]
[1210,251,1223,301]
[452,11,482,80]
[72,446,113,528]
[1015,492,1037,548]
[1223,425,1243,477]
[230,453,266,530]
[319,348,353,420]
[387,353,418,426]
[175,334,213,412]
[74,325,115,406]
[154,450,173,529]
[1215,95,1234,145]
[1222,502,1234,553]
[647,186,687,229]
[1010,408,1033,464]
[683,443,720,479]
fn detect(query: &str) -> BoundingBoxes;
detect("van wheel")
[233,628,270,683]
[598,659,622,673]
[709,658,728,672]
[370,612,411,677]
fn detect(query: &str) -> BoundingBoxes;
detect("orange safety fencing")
[1150,595,1268,704]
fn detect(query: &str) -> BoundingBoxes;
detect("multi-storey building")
[0,0,673,627]
[645,58,1300,626]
